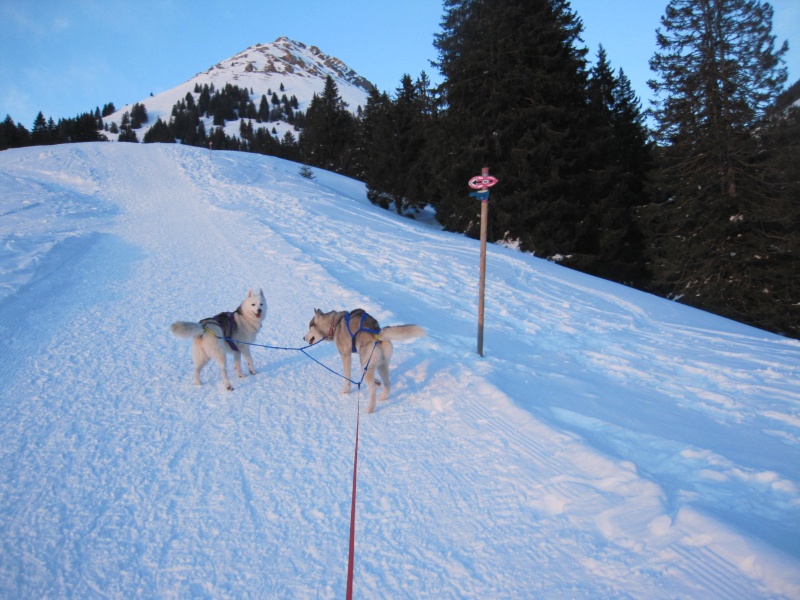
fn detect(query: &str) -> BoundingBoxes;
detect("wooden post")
[477,190,488,357]
[468,166,497,357]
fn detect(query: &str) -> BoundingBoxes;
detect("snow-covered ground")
[1,142,798,599]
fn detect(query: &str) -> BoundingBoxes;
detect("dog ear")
[315,308,322,315]
[247,288,254,297]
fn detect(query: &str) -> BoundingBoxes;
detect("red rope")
[346,396,361,600]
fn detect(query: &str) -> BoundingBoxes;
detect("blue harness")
[344,311,381,353]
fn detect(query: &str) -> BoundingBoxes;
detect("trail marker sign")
[469,174,499,190]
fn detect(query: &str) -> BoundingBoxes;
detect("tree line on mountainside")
[1,0,797,339]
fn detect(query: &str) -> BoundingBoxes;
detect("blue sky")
[1,0,798,129]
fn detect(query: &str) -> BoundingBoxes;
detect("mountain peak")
[205,37,375,96]
[105,36,375,143]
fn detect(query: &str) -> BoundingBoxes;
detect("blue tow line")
[221,336,379,387]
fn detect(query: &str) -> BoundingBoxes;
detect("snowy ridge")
[104,37,373,143]
[214,37,374,95]
[0,143,799,598]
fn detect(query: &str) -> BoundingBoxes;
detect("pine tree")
[360,74,435,213]
[46,117,59,142]
[198,84,211,116]
[142,118,174,143]
[55,112,105,143]
[649,0,788,196]
[299,76,356,174]
[746,100,800,337]
[360,88,395,208]
[394,73,437,214]
[582,47,652,281]
[130,103,148,129]
[31,112,52,146]
[299,164,316,179]
[645,0,795,336]
[0,115,30,149]
[431,0,593,258]
[277,131,299,162]
[258,95,269,122]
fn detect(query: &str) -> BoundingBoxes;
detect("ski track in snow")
[0,143,798,599]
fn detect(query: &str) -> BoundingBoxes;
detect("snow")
[1,142,799,599]
[103,38,371,145]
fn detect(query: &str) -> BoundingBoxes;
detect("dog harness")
[344,311,381,353]
[201,311,239,351]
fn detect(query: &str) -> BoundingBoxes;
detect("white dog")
[304,308,425,413]
[171,289,266,390]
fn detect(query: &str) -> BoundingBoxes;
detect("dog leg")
[208,342,233,390]
[341,351,352,394]
[378,361,391,402]
[218,358,233,390]
[365,366,378,413]
[191,338,210,385]
[234,351,245,378]
[241,346,257,376]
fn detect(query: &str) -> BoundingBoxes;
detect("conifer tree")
[648,0,787,197]
[583,47,652,281]
[130,103,148,129]
[142,118,174,143]
[0,115,30,149]
[198,84,211,116]
[57,112,105,143]
[299,76,356,174]
[258,95,270,122]
[361,73,437,214]
[644,0,795,335]
[431,0,594,260]
[280,131,300,162]
[360,88,395,208]
[46,117,58,142]
[31,112,52,146]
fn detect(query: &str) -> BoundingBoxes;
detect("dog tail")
[380,324,426,342]
[170,321,205,338]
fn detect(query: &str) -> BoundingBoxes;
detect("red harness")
[327,317,339,340]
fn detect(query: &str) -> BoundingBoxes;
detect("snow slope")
[1,143,798,599]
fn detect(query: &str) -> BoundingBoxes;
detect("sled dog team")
[170,289,425,414]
